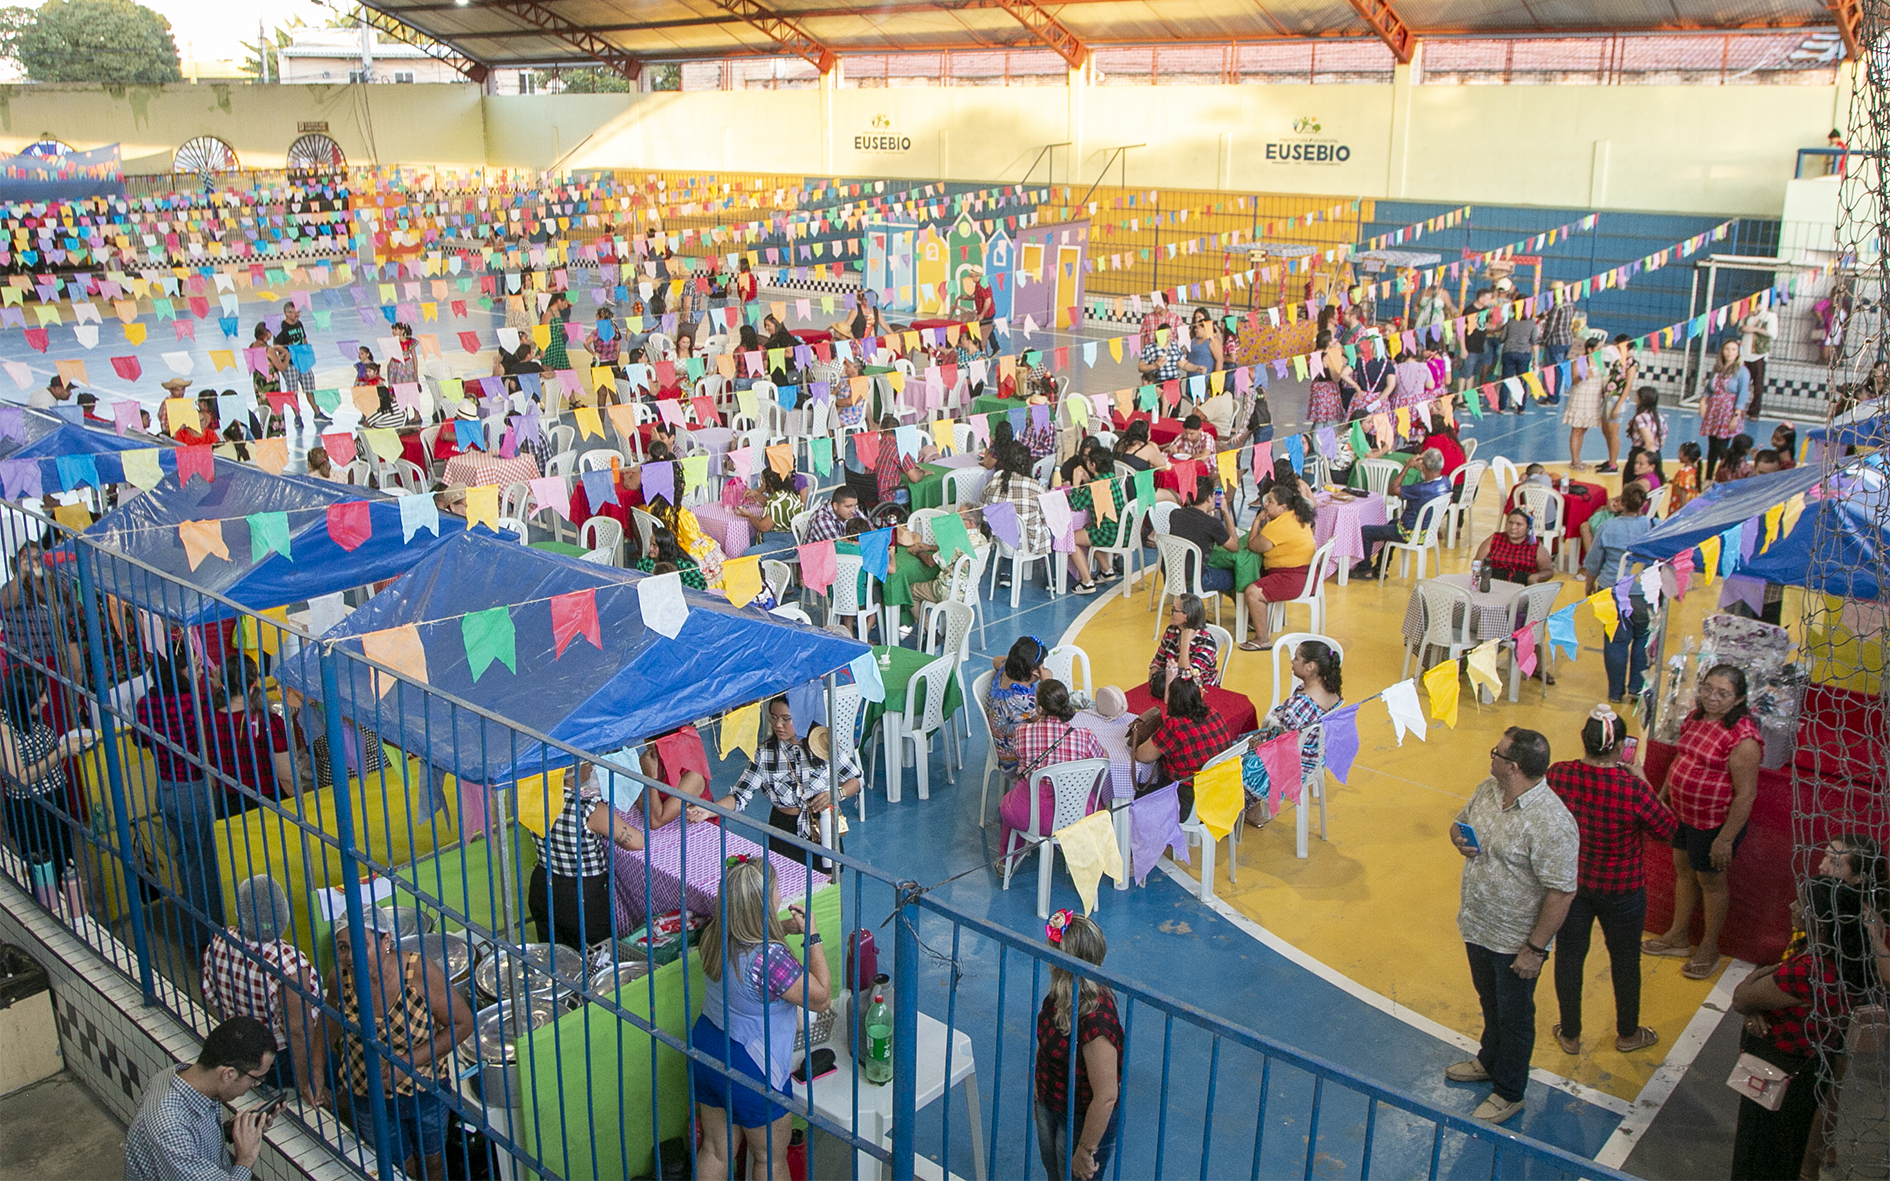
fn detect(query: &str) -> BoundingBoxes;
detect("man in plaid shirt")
[802,486,860,543]
[1545,708,1676,1056]
[1537,282,1575,383]
[1138,332,1187,384]
[199,876,324,1101]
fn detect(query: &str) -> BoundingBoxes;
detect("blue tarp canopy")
[1628,455,1888,599]
[283,529,870,782]
[0,406,174,465]
[1805,413,1890,451]
[79,460,465,623]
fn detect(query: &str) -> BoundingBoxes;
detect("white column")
[1385,44,1419,199]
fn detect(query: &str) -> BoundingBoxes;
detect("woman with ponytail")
[1545,704,1677,1055]
[1034,910,1121,1180]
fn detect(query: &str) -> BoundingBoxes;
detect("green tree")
[14,0,183,84]
[242,17,304,82]
[531,63,675,93]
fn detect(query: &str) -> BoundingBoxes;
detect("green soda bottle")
[862,993,893,1085]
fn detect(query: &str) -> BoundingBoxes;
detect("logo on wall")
[1268,116,1348,165]
[856,114,911,153]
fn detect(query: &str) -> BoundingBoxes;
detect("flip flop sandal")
[1614,1027,1660,1053]
[1552,1024,1580,1055]
[1237,640,1268,652]
[1681,957,1722,980]
[1641,938,1691,957]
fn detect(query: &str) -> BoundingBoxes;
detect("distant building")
[277,29,459,84]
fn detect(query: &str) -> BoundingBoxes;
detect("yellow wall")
[0,74,1839,216]
[0,82,488,172]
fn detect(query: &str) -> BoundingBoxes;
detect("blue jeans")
[1354,521,1406,568]
[1480,344,1501,382]
[1500,352,1532,380]
[1554,887,1648,1039]
[1464,942,1539,1104]
[1602,602,1650,700]
[1035,1102,1117,1181]
[157,776,223,948]
[361,1088,450,1166]
[1543,344,1568,366]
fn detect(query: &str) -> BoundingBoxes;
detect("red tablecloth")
[569,472,644,533]
[1122,682,1260,740]
[1504,479,1607,560]
[1110,411,1198,448]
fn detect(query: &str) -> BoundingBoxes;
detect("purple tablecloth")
[611,821,828,931]
[1072,709,1136,802]
[1314,491,1386,573]
[689,502,754,557]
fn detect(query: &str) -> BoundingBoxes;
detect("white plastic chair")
[986,521,1060,609]
[1042,645,1092,697]
[545,450,579,478]
[941,467,986,508]
[579,516,623,564]
[578,449,625,474]
[1000,758,1110,919]
[499,480,532,520]
[1150,536,1221,639]
[380,458,428,494]
[1205,624,1234,681]
[1264,538,1336,638]
[629,507,661,560]
[1357,457,1403,497]
[1490,456,1521,503]
[1374,493,1451,581]
[969,670,1005,825]
[1508,580,1564,702]
[1401,579,1477,679]
[1179,741,1249,901]
[879,654,959,804]
[922,599,977,748]
[826,683,870,821]
[1089,499,1150,601]
[920,551,985,656]
[761,558,794,604]
[492,516,528,540]
[1268,633,1346,713]
[1444,459,1489,549]
[546,424,577,455]
[789,508,818,545]
[1513,483,1571,572]
[1645,482,1674,521]
[828,553,882,642]
[1461,437,1478,463]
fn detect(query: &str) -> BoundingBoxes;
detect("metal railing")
[0,495,1633,1181]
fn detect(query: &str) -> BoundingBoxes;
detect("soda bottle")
[862,993,893,1085]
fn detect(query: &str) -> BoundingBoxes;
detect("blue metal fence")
[0,498,1634,1181]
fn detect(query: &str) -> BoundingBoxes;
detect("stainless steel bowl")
[587,959,653,998]
[472,998,560,1106]
[472,943,584,1006]
[400,931,472,985]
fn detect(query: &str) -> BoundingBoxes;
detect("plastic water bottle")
[862,993,893,1085]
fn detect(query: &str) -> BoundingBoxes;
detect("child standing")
[1669,441,1703,511]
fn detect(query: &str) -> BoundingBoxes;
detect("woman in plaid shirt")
[1643,665,1762,981]
[998,681,1107,867]
[1728,877,1874,1179]
[1129,673,1234,819]
[1545,705,1676,1056]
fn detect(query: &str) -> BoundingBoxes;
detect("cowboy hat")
[806,724,832,762]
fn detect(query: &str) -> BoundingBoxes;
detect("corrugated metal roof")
[360,0,1839,71]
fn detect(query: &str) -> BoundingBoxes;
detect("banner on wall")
[0,143,125,201]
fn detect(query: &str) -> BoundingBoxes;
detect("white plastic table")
[793,999,984,1181]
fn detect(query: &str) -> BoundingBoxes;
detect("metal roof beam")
[1347,0,1415,63]
[337,1,492,81]
[445,0,645,78]
[1829,0,1861,57]
[981,0,1088,67]
[709,0,837,72]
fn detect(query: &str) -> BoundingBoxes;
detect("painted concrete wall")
[0,72,1844,216]
[0,82,488,173]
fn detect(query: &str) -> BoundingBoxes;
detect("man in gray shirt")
[1446,727,1579,1125]
[125,1017,279,1181]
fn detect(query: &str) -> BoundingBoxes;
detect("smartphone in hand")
[1454,822,1482,853]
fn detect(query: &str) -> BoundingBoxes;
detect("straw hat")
[160,377,191,393]
[806,724,832,762]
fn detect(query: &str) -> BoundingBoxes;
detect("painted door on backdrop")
[1056,245,1082,330]
[889,229,915,312]
[915,226,946,315]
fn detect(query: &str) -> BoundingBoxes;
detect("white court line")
[1154,861,1632,1117]
[1593,959,1753,1169]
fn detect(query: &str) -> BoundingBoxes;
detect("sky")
[143,0,335,65]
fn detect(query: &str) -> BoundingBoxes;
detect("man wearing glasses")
[125,1017,281,1181]
[1445,727,1579,1125]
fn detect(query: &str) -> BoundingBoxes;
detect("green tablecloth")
[1207,544,1263,592]
[973,394,1024,418]
[1347,451,1416,490]
[907,462,958,510]
[862,644,964,733]
[836,543,935,623]
[530,540,589,557]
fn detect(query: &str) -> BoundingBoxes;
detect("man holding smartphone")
[1445,727,1579,1126]
[125,1017,280,1181]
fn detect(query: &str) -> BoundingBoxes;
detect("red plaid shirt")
[1664,714,1763,829]
[1154,709,1235,786]
[1759,954,1847,1058]
[1011,719,1107,782]
[1545,760,1678,892]
[200,935,321,1051]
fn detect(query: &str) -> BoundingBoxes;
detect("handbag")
[1726,1051,1797,1112]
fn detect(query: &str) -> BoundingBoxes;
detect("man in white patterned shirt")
[728,697,862,858]
[1445,726,1578,1127]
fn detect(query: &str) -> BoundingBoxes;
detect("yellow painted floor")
[1073,467,1739,1102]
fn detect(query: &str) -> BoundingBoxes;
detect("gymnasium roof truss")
[340,2,494,82]
[1828,0,1861,57]
[709,0,839,72]
[980,0,1090,68]
[1348,0,1414,63]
